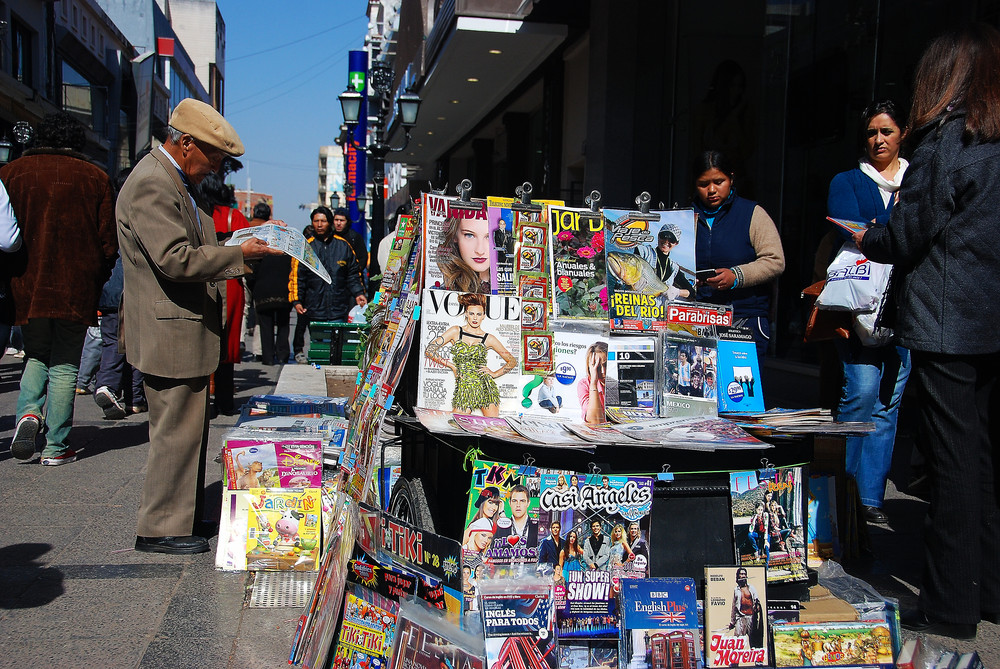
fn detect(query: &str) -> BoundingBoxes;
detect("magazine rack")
[386,416,814,589]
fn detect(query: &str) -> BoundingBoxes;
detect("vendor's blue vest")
[695,196,771,318]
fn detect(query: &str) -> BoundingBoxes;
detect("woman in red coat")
[201,172,248,414]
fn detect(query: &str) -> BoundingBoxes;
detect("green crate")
[307,321,367,365]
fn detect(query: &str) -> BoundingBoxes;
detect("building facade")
[165,0,225,110]
[0,0,219,173]
[0,0,137,171]
[234,188,273,220]
[99,0,212,156]
[318,144,346,210]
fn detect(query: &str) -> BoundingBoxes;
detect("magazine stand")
[387,416,814,591]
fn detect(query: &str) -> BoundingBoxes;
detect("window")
[62,61,107,136]
[11,18,33,87]
[169,69,194,110]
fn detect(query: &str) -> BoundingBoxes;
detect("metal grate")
[248,570,316,608]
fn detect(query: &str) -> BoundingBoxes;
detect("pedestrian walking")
[2,112,118,465]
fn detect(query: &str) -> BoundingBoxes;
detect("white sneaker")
[94,386,127,420]
[11,414,41,460]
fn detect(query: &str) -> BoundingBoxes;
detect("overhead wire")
[226,52,347,115]
[226,15,366,63]
[226,50,343,107]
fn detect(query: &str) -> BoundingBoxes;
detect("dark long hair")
[910,24,1000,141]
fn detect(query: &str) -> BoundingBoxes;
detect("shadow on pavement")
[70,422,149,458]
[0,543,64,609]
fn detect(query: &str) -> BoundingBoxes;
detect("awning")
[389,15,566,167]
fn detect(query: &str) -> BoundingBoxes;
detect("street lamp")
[338,59,421,283]
[0,136,12,164]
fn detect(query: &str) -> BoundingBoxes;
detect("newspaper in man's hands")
[226,223,332,284]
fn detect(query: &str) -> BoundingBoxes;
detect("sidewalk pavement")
[0,355,316,668]
[0,354,997,667]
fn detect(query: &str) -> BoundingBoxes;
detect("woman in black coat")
[246,203,292,365]
[855,24,1000,640]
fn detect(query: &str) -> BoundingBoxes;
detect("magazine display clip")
[587,462,601,475]
[427,180,448,195]
[629,191,660,222]
[511,181,542,214]
[759,457,777,479]
[449,178,485,212]
[656,463,675,482]
[579,189,603,221]
[518,453,537,477]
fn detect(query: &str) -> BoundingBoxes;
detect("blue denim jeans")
[17,318,88,456]
[835,338,911,508]
[76,321,102,390]
[96,312,145,404]
[747,530,769,561]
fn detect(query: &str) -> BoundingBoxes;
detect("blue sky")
[216,0,368,224]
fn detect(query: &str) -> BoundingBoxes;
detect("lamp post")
[0,136,12,164]
[339,60,421,283]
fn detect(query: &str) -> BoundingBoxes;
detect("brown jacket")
[116,149,244,379]
[0,148,118,325]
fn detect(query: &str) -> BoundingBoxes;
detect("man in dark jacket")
[332,207,368,277]
[289,206,366,354]
[3,112,118,465]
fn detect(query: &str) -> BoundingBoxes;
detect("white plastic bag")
[815,242,892,313]
[853,269,895,346]
[347,304,367,324]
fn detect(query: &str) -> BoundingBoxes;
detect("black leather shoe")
[900,609,977,640]
[862,505,889,524]
[135,535,210,555]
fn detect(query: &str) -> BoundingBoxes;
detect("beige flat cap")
[169,98,245,156]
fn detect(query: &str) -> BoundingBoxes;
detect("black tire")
[387,476,438,533]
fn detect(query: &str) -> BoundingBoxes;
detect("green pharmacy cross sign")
[349,70,366,92]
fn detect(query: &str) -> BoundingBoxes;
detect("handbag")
[802,280,851,343]
[815,241,892,313]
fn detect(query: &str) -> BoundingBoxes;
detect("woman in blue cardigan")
[826,100,911,526]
